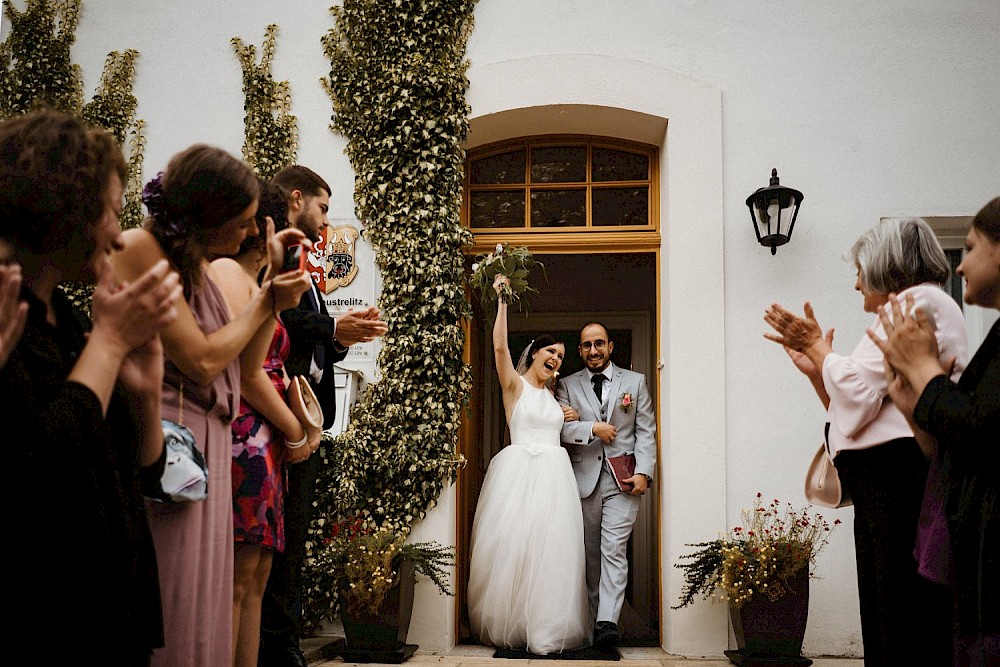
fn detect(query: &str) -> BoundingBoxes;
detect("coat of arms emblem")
[322,224,360,293]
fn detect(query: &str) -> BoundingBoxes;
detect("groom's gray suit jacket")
[556,363,657,496]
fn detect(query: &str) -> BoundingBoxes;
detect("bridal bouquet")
[469,242,544,311]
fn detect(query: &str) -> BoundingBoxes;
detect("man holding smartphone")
[261,165,387,667]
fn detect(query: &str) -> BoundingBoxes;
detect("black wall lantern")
[746,168,803,255]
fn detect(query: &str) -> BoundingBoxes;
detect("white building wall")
[61,0,1000,659]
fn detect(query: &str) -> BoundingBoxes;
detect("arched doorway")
[457,135,662,646]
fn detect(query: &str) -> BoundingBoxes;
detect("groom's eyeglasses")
[579,340,608,351]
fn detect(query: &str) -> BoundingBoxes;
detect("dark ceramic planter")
[725,566,813,666]
[341,559,416,651]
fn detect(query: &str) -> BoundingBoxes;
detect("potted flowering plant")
[312,517,454,659]
[673,494,840,664]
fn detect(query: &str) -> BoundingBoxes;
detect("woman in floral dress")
[214,180,320,667]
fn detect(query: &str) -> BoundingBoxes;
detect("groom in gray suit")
[556,322,656,651]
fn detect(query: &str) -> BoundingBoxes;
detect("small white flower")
[495,243,504,254]
[471,263,479,272]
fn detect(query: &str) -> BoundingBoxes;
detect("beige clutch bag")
[804,442,851,509]
[288,376,324,443]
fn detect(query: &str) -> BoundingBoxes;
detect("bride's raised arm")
[493,274,520,402]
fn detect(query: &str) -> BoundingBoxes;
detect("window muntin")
[466,137,656,231]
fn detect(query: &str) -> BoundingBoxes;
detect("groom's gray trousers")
[581,466,641,625]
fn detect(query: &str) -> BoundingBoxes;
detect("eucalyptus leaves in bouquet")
[469,242,544,313]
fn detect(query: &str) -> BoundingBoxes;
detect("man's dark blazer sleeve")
[280,291,349,429]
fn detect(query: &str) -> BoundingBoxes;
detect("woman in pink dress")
[113,146,311,666]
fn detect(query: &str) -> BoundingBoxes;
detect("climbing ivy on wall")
[0,0,146,308]
[81,48,145,230]
[0,0,82,115]
[232,23,298,179]
[302,0,478,629]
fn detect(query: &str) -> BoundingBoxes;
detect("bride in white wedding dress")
[467,274,590,656]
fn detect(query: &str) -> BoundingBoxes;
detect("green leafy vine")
[232,23,298,179]
[1,0,146,310]
[302,0,478,631]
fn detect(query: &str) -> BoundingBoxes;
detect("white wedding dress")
[468,376,590,655]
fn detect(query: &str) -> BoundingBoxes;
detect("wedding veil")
[515,341,534,375]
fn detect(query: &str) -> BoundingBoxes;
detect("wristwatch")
[641,474,652,484]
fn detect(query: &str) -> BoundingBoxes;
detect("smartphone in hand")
[281,244,305,273]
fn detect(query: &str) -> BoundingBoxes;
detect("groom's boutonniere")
[620,392,634,413]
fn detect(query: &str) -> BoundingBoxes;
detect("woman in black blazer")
[876,197,999,666]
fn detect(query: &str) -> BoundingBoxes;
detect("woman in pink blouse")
[764,217,968,667]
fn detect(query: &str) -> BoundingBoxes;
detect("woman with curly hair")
[0,109,181,665]
[113,146,311,666]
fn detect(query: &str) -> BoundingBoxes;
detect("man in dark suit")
[260,165,387,667]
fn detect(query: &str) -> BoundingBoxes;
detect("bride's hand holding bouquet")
[493,273,511,302]
[469,242,543,315]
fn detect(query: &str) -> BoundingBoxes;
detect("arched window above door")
[464,136,660,253]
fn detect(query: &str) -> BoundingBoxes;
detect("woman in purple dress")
[113,146,311,666]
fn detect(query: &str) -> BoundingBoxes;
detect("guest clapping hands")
[869,199,999,664]
[113,145,311,666]
[0,110,181,662]
[764,216,968,666]
[764,302,835,407]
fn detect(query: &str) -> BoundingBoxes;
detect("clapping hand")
[783,327,834,381]
[118,335,165,402]
[867,294,952,425]
[91,259,181,354]
[335,307,388,347]
[0,264,28,369]
[764,302,824,353]
[867,294,943,378]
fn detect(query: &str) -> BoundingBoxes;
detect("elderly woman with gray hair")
[764,217,968,667]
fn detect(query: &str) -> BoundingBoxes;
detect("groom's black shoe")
[595,621,620,651]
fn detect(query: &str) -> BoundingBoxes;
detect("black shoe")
[594,621,620,651]
[259,644,309,667]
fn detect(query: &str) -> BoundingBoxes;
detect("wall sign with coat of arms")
[308,220,379,363]
[311,224,360,294]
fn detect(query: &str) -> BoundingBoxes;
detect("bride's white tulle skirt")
[467,442,590,655]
